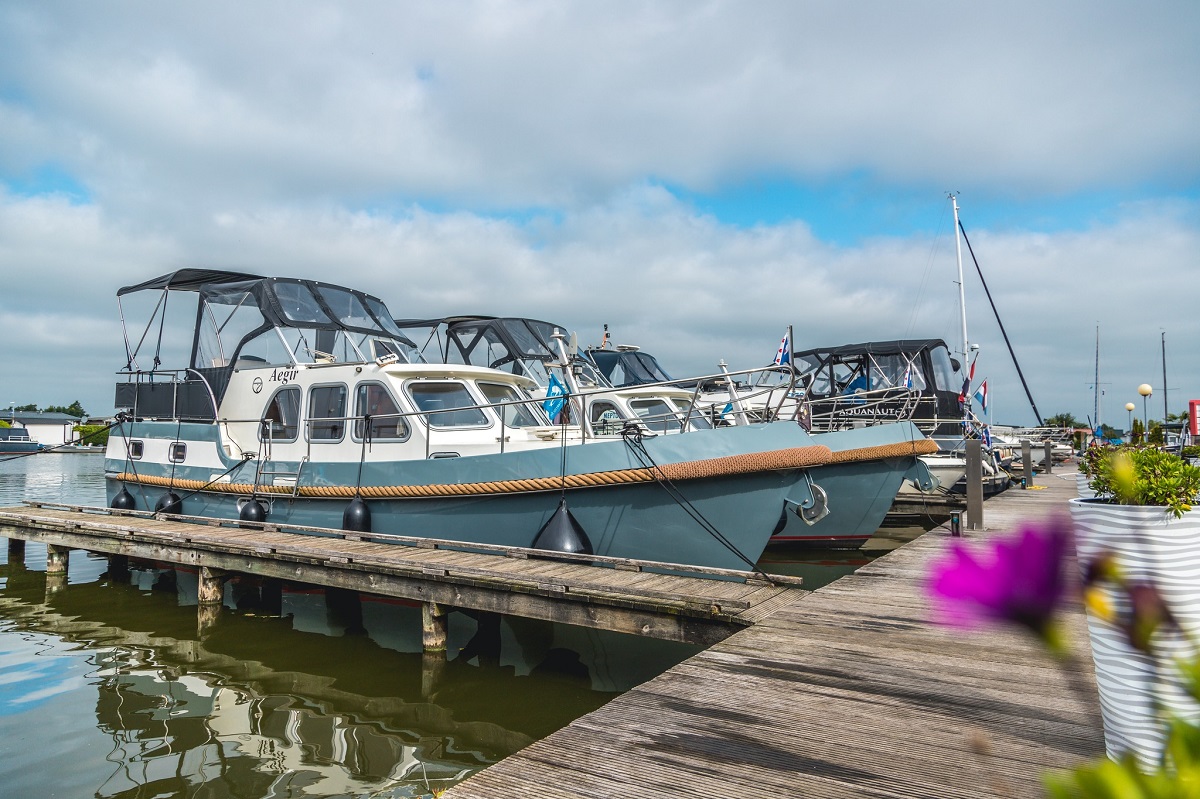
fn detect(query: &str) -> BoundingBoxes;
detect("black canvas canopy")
[117,269,264,296]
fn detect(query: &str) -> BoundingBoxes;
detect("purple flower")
[928,515,1072,645]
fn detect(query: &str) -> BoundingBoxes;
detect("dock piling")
[7,537,25,561]
[422,601,449,653]
[965,439,983,530]
[45,544,69,576]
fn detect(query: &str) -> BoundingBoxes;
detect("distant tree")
[0,420,9,429]
[44,401,86,417]
[1149,421,1165,446]
[14,403,37,412]
[1046,412,1082,429]
[1099,424,1120,440]
[1131,418,1145,444]
[1168,410,1190,423]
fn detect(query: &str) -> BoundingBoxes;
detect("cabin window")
[168,442,187,462]
[262,386,301,441]
[478,382,543,428]
[671,399,712,430]
[407,382,489,428]
[127,440,144,459]
[353,382,409,441]
[589,400,625,435]
[629,398,684,433]
[308,384,348,442]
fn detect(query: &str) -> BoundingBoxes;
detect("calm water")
[0,453,925,798]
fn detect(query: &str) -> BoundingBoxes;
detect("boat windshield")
[587,350,673,387]
[929,345,961,393]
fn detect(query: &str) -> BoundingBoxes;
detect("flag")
[902,366,913,389]
[543,373,569,423]
[721,402,734,419]
[773,330,790,366]
[957,355,977,404]
[981,425,993,448]
[973,380,988,413]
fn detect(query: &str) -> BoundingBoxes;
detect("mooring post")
[196,566,226,637]
[965,439,984,530]
[7,537,25,562]
[1022,441,1034,486]
[422,601,448,653]
[45,544,69,576]
[1043,440,1053,474]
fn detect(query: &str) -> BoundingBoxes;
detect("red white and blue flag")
[957,355,977,405]
[773,330,791,366]
[973,380,989,413]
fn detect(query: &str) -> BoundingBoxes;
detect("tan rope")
[113,443,834,500]
[825,437,941,464]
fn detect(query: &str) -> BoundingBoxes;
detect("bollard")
[1021,441,1034,486]
[949,511,962,537]
[1043,440,1053,474]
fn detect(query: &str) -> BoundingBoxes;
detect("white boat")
[105,270,850,573]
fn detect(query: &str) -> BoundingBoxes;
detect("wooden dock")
[0,503,803,647]
[446,470,1103,799]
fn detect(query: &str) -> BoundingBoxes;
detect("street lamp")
[1125,402,1136,434]
[1138,384,1153,439]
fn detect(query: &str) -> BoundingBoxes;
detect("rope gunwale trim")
[111,444,834,500]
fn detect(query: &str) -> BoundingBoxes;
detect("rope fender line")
[111,443,834,500]
[824,437,941,465]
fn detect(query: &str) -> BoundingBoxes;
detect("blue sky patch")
[4,164,92,204]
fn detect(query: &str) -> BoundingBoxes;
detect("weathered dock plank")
[445,470,1103,798]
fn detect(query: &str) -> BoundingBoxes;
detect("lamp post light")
[1125,402,1136,436]
[1138,384,1153,440]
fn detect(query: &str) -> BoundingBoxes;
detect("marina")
[1,451,1104,797]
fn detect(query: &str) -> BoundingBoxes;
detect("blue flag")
[543,373,569,423]
[773,330,790,366]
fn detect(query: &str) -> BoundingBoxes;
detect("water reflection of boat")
[104,270,837,572]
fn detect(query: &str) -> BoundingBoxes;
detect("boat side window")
[308,384,348,442]
[353,382,410,441]
[477,382,544,428]
[671,399,713,430]
[629,398,681,433]
[274,282,333,325]
[588,400,625,435]
[128,440,144,459]
[168,442,187,462]
[262,386,301,441]
[407,382,489,428]
[929,347,959,393]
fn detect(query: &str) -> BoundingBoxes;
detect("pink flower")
[928,515,1072,645]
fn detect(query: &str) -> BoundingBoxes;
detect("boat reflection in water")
[0,551,701,798]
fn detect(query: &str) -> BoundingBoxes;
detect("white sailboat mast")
[951,195,969,366]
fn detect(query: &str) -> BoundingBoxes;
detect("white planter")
[1069,498,1200,768]
[1076,473,1095,498]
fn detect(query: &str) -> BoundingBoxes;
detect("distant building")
[3,410,83,447]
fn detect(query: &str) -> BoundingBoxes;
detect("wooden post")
[965,439,984,530]
[1022,441,1034,486]
[197,566,225,637]
[1043,440,1053,474]
[45,544,69,576]
[107,554,130,583]
[197,566,225,605]
[7,537,25,562]
[260,578,283,616]
[422,601,448,653]
[421,650,446,699]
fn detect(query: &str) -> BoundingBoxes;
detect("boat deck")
[446,471,1103,798]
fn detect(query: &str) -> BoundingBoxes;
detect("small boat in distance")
[104,270,843,573]
[0,427,42,454]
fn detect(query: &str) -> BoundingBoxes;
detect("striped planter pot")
[1076,473,1095,499]
[1068,498,1200,768]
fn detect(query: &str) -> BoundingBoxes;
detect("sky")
[1,1,1198,430]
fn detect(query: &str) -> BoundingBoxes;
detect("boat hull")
[771,422,932,549]
[105,420,823,572]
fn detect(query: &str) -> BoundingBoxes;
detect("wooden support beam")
[7,537,25,562]
[197,565,225,605]
[422,601,448,653]
[107,553,130,583]
[45,544,69,576]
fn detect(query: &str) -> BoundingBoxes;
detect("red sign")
[1191,399,1200,436]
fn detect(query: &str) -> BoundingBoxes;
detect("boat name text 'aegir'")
[270,368,299,384]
